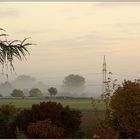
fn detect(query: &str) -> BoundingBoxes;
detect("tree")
[0,28,32,74]
[0,81,13,96]
[23,89,29,96]
[33,81,46,92]
[13,75,36,89]
[11,89,24,97]
[63,74,86,95]
[48,87,57,97]
[29,88,43,97]
[110,80,140,138]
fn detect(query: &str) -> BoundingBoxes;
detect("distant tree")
[29,88,43,97]
[15,75,35,83]
[13,75,36,89]
[11,89,24,97]
[33,82,46,92]
[63,74,86,95]
[0,81,13,96]
[23,89,29,96]
[48,87,57,97]
[0,94,2,97]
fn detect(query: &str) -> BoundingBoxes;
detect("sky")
[0,2,140,96]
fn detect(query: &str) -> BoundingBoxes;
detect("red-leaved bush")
[16,101,81,138]
[0,104,18,138]
[111,80,140,138]
[92,128,118,139]
[27,120,64,138]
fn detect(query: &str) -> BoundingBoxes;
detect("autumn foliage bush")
[92,128,118,139]
[110,80,140,138]
[0,104,18,138]
[27,119,64,138]
[16,101,81,138]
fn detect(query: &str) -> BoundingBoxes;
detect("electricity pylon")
[102,55,107,94]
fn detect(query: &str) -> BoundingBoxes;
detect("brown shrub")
[0,104,18,138]
[16,101,81,138]
[27,120,64,138]
[92,128,118,139]
[111,80,140,138]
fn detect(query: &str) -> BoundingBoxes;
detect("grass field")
[0,98,106,111]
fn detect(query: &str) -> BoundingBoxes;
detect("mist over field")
[0,2,140,97]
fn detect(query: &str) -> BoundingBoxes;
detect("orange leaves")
[92,128,118,139]
[110,80,140,138]
[27,120,64,138]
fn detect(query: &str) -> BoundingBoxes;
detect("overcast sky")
[0,2,140,95]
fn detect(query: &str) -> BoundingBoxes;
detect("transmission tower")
[102,55,107,94]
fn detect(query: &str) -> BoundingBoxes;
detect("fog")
[0,2,140,97]
[0,72,136,98]
[0,74,101,97]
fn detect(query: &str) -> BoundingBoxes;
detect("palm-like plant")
[0,28,32,75]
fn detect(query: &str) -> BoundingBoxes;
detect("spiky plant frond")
[0,29,32,74]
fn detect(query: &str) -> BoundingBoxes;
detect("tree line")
[0,87,58,98]
[0,74,86,97]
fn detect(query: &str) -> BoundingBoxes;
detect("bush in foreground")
[0,104,18,138]
[16,101,81,138]
[111,80,140,138]
[27,120,64,138]
[92,128,118,139]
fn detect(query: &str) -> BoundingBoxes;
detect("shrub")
[110,80,140,138]
[0,104,18,138]
[11,89,24,97]
[29,88,43,97]
[27,120,64,138]
[16,101,81,138]
[92,128,118,139]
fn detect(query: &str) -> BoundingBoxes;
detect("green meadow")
[0,98,105,111]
